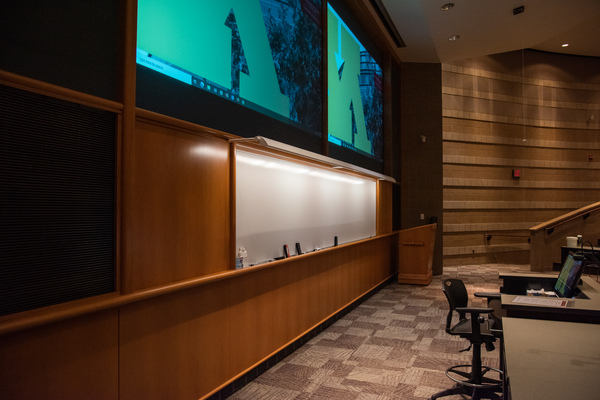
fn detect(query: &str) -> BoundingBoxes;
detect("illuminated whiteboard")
[236,150,376,265]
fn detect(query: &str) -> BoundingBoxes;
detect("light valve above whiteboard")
[230,136,396,183]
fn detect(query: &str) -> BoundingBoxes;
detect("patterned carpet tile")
[289,345,355,368]
[228,264,529,399]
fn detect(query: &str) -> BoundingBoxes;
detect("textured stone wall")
[442,50,600,267]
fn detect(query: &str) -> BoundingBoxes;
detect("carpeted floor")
[227,264,530,400]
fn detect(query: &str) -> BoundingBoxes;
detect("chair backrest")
[442,278,469,332]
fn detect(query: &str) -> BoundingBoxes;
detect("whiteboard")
[236,150,376,265]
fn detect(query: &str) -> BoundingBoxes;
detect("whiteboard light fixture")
[264,161,309,175]
[309,170,364,185]
[249,136,396,183]
[236,153,267,166]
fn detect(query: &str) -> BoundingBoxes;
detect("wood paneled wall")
[0,310,119,399]
[442,50,600,267]
[1,235,396,400]
[0,101,397,399]
[119,236,396,399]
[121,114,232,292]
[377,180,394,235]
[0,1,404,399]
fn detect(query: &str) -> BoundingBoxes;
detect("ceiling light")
[441,3,454,11]
[448,35,460,41]
[562,43,570,47]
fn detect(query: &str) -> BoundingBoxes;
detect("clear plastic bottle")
[238,246,248,268]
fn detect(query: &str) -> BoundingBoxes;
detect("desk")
[503,317,600,400]
[500,274,600,324]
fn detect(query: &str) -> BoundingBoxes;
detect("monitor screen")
[136,0,322,140]
[327,2,384,164]
[554,254,586,298]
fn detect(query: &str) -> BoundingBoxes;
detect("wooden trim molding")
[0,70,122,113]
[135,108,238,142]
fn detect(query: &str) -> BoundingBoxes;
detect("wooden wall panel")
[117,235,396,400]
[0,310,119,400]
[297,250,345,328]
[227,235,396,392]
[377,180,393,235]
[122,118,231,292]
[229,264,300,375]
[119,279,232,400]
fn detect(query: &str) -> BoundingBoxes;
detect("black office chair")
[429,279,503,400]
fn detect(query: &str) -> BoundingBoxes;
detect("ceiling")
[380,0,600,63]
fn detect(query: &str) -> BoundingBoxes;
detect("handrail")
[0,233,398,336]
[530,202,600,235]
[484,233,530,242]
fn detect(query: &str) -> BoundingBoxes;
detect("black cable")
[579,240,600,280]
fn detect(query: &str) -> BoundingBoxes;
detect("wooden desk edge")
[499,272,556,279]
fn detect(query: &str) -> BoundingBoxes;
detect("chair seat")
[449,318,495,339]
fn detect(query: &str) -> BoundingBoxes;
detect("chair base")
[429,383,502,400]
[429,364,503,400]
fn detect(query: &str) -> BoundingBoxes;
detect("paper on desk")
[512,296,573,307]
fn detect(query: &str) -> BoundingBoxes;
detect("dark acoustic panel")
[0,85,116,316]
[0,0,119,100]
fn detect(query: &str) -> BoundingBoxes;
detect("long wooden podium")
[397,223,436,285]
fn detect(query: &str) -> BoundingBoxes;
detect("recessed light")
[562,43,570,47]
[441,3,454,11]
[448,35,460,41]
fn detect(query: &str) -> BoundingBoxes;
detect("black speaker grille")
[0,85,116,316]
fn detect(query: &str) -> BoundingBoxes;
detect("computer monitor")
[554,253,586,298]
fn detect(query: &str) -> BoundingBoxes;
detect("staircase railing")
[529,202,600,272]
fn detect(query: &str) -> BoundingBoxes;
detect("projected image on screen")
[327,3,383,161]
[137,0,322,135]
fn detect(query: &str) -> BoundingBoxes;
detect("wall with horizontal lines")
[441,50,600,266]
